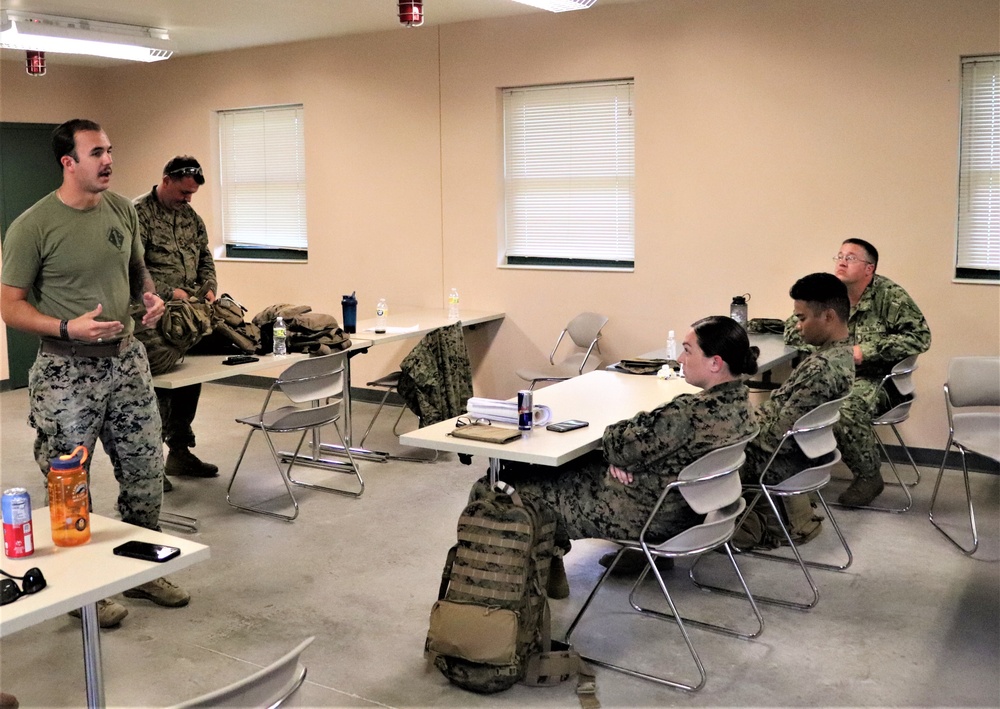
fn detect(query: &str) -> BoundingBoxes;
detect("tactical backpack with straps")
[425,481,598,707]
[189,294,261,355]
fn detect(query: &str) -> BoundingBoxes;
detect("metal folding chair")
[516,312,608,390]
[929,356,1000,556]
[693,397,852,611]
[227,352,363,521]
[564,430,762,692]
[170,637,313,708]
[854,354,921,513]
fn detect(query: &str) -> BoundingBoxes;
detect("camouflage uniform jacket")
[746,338,854,484]
[397,322,473,426]
[602,379,756,506]
[784,274,930,380]
[133,188,217,304]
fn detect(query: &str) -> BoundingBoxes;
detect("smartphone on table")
[113,541,181,562]
[546,420,590,433]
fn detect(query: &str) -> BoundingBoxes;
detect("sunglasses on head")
[0,567,47,605]
[167,166,203,178]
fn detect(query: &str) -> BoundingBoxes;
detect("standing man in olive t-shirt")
[1,119,190,627]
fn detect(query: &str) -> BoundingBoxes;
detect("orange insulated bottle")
[48,445,91,547]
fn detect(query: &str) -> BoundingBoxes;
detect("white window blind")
[956,56,999,280]
[503,80,634,267]
[219,105,307,253]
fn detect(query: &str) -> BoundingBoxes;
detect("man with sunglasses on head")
[784,239,931,507]
[134,157,219,484]
[1,119,190,628]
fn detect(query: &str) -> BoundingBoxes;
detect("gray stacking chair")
[227,352,363,521]
[516,312,608,390]
[856,354,921,513]
[564,430,762,693]
[170,637,313,708]
[929,356,1000,556]
[693,397,852,611]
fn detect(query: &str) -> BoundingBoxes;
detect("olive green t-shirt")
[1,191,144,337]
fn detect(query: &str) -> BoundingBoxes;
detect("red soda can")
[2,487,34,558]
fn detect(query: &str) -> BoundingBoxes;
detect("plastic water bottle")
[48,445,91,547]
[376,298,388,330]
[447,288,460,321]
[665,330,677,360]
[273,315,288,356]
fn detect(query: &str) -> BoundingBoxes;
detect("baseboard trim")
[0,379,12,393]
[880,444,999,474]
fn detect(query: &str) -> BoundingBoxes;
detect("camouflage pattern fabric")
[784,274,930,481]
[133,189,217,304]
[477,379,756,553]
[27,339,163,530]
[134,325,184,376]
[743,338,854,485]
[397,323,473,426]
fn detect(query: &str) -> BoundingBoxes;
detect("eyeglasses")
[167,166,203,178]
[0,567,47,606]
[832,254,872,265]
[455,416,491,427]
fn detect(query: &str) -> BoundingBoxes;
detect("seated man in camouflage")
[745,273,854,485]
[784,239,930,506]
[736,274,854,548]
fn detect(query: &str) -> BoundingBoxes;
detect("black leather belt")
[40,335,133,358]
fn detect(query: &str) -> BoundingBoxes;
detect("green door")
[0,122,60,388]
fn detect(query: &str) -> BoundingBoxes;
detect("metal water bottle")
[730,294,750,325]
[48,445,91,547]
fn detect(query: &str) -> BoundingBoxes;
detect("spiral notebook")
[447,424,522,444]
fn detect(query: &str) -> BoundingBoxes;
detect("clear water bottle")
[376,298,388,330]
[447,288,460,320]
[273,315,288,356]
[665,330,677,360]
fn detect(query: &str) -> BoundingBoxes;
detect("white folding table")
[0,510,209,708]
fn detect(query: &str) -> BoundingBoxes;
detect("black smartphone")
[113,541,181,563]
[546,419,590,433]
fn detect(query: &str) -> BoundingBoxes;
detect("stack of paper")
[466,397,553,427]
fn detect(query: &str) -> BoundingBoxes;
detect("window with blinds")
[502,80,635,270]
[956,56,999,282]
[218,105,308,260]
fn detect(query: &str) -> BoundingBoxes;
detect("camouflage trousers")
[835,377,892,483]
[472,450,700,555]
[157,384,202,450]
[28,338,163,530]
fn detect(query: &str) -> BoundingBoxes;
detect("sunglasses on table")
[0,567,47,605]
[455,416,491,427]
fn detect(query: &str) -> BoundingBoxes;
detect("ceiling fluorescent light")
[0,10,174,62]
[510,0,597,11]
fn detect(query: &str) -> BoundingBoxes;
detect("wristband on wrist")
[60,319,70,340]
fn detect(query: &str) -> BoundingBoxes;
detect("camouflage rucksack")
[190,294,261,355]
[425,482,595,700]
[158,297,214,351]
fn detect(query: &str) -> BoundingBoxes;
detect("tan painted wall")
[1,0,997,451]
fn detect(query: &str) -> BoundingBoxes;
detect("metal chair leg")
[564,547,708,692]
[287,421,364,498]
[929,444,979,555]
[227,427,302,522]
[628,544,764,641]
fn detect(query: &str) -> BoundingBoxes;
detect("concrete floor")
[0,381,998,708]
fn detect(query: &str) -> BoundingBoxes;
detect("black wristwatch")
[60,319,70,340]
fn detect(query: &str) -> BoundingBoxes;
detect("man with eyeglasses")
[784,238,931,506]
[134,157,220,484]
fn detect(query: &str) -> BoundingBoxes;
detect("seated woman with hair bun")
[470,315,759,598]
